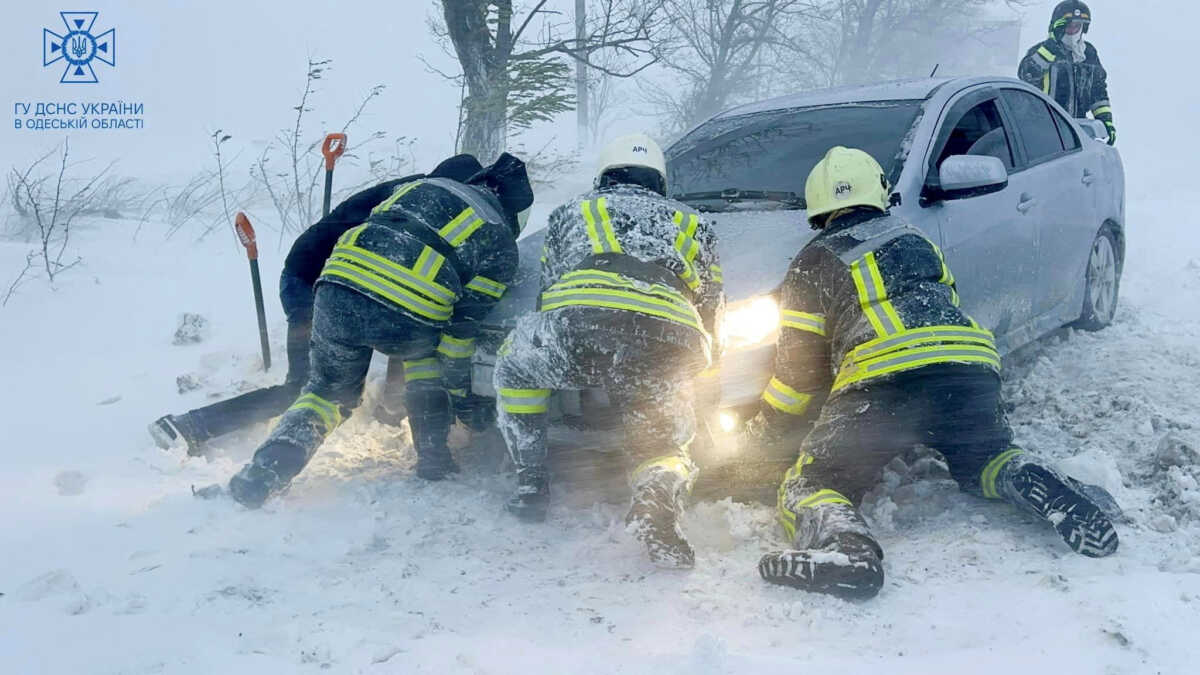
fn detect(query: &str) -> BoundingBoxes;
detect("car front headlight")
[723,295,780,350]
[717,410,739,433]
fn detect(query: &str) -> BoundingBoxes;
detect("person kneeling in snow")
[228,153,533,508]
[746,147,1119,600]
[493,134,725,568]
[148,155,485,455]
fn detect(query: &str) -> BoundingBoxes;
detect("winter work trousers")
[180,278,404,444]
[183,319,312,442]
[778,363,1019,545]
[494,306,710,487]
[250,283,444,476]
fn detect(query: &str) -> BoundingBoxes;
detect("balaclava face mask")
[1061,24,1087,62]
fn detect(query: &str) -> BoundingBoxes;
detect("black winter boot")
[373,357,408,427]
[228,440,307,509]
[759,532,885,600]
[148,414,206,456]
[626,470,694,569]
[415,445,460,481]
[758,502,885,600]
[506,467,550,522]
[999,458,1119,558]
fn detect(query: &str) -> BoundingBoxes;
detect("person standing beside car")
[1018,1,1115,144]
[493,133,725,569]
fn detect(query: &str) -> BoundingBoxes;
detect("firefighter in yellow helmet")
[493,133,725,568]
[746,146,1119,599]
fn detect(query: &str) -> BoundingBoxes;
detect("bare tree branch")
[2,251,36,307]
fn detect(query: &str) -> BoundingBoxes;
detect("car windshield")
[668,101,924,211]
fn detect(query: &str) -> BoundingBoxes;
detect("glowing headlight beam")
[722,296,781,349]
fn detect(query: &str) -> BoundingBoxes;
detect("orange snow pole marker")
[234,212,271,371]
[321,133,348,217]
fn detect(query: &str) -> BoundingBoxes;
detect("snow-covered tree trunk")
[575,0,590,150]
[442,0,513,162]
[439,0,663,159]
[459,78,509,163]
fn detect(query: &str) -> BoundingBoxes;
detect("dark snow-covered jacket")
[317,177,519,393]
[1018,38,1112,121]
[278,154,486,324]
[539,184,725,360]
[280,176,422,321]
[759,210,997,428]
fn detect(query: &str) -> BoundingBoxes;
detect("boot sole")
[148,420,185,452]
[1013,464,1119,558]
[505,500,549,523]
[759,549,884,600]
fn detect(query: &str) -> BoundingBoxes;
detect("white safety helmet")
[594,133,668,195]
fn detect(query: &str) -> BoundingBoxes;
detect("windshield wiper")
[674,188,805,210]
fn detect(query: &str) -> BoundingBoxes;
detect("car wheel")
[1075,226,1121,331]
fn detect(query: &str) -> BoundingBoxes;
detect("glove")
[372,400,408,427]
[740,411,778,448]
[1104,120,1116,146]
[452,393,496,432]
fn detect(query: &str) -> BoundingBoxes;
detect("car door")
[923,90,1037,346]
[998,88,1098,323]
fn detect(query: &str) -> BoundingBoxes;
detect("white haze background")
[0,1,1192,193]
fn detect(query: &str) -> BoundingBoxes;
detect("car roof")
[710,76,1001,120]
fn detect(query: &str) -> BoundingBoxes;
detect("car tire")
[1075,226,1121,331]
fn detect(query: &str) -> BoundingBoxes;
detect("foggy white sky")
[0,1,1193,195]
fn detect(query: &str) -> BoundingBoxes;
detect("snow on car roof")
[714,77,956,119]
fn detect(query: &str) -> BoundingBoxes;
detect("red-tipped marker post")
[321,133,347,217]
[234,212,271,371]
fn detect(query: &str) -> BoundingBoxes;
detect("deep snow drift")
[1,182,1199,673]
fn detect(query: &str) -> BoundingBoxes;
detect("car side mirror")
[1078,118,1109,142]
[930,155,1008,202]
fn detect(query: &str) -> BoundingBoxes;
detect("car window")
[935,99,1014,170]
[667,101,923,209]
[1000,89,1067,164]
[1050,106,1081,151]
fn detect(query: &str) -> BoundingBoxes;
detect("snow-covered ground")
[2,180,1199,673]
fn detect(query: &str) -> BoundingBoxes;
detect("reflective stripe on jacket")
[1018,38,1111,121]
[540,268,705,335]
[541,184,725,359]
[760,210,998,422]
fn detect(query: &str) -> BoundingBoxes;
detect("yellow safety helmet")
[804,146,890,227]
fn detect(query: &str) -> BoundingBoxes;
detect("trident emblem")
[71,36,89,60]
[43,12,116,84]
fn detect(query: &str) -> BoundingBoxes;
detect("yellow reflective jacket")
[760,210,998,422]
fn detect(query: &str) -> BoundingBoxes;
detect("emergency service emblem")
[43,11,116,84]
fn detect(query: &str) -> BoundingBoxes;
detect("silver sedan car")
[473,76,1125,487]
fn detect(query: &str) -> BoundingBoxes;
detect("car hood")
[481,210,815,331]
[709,210,815,299]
